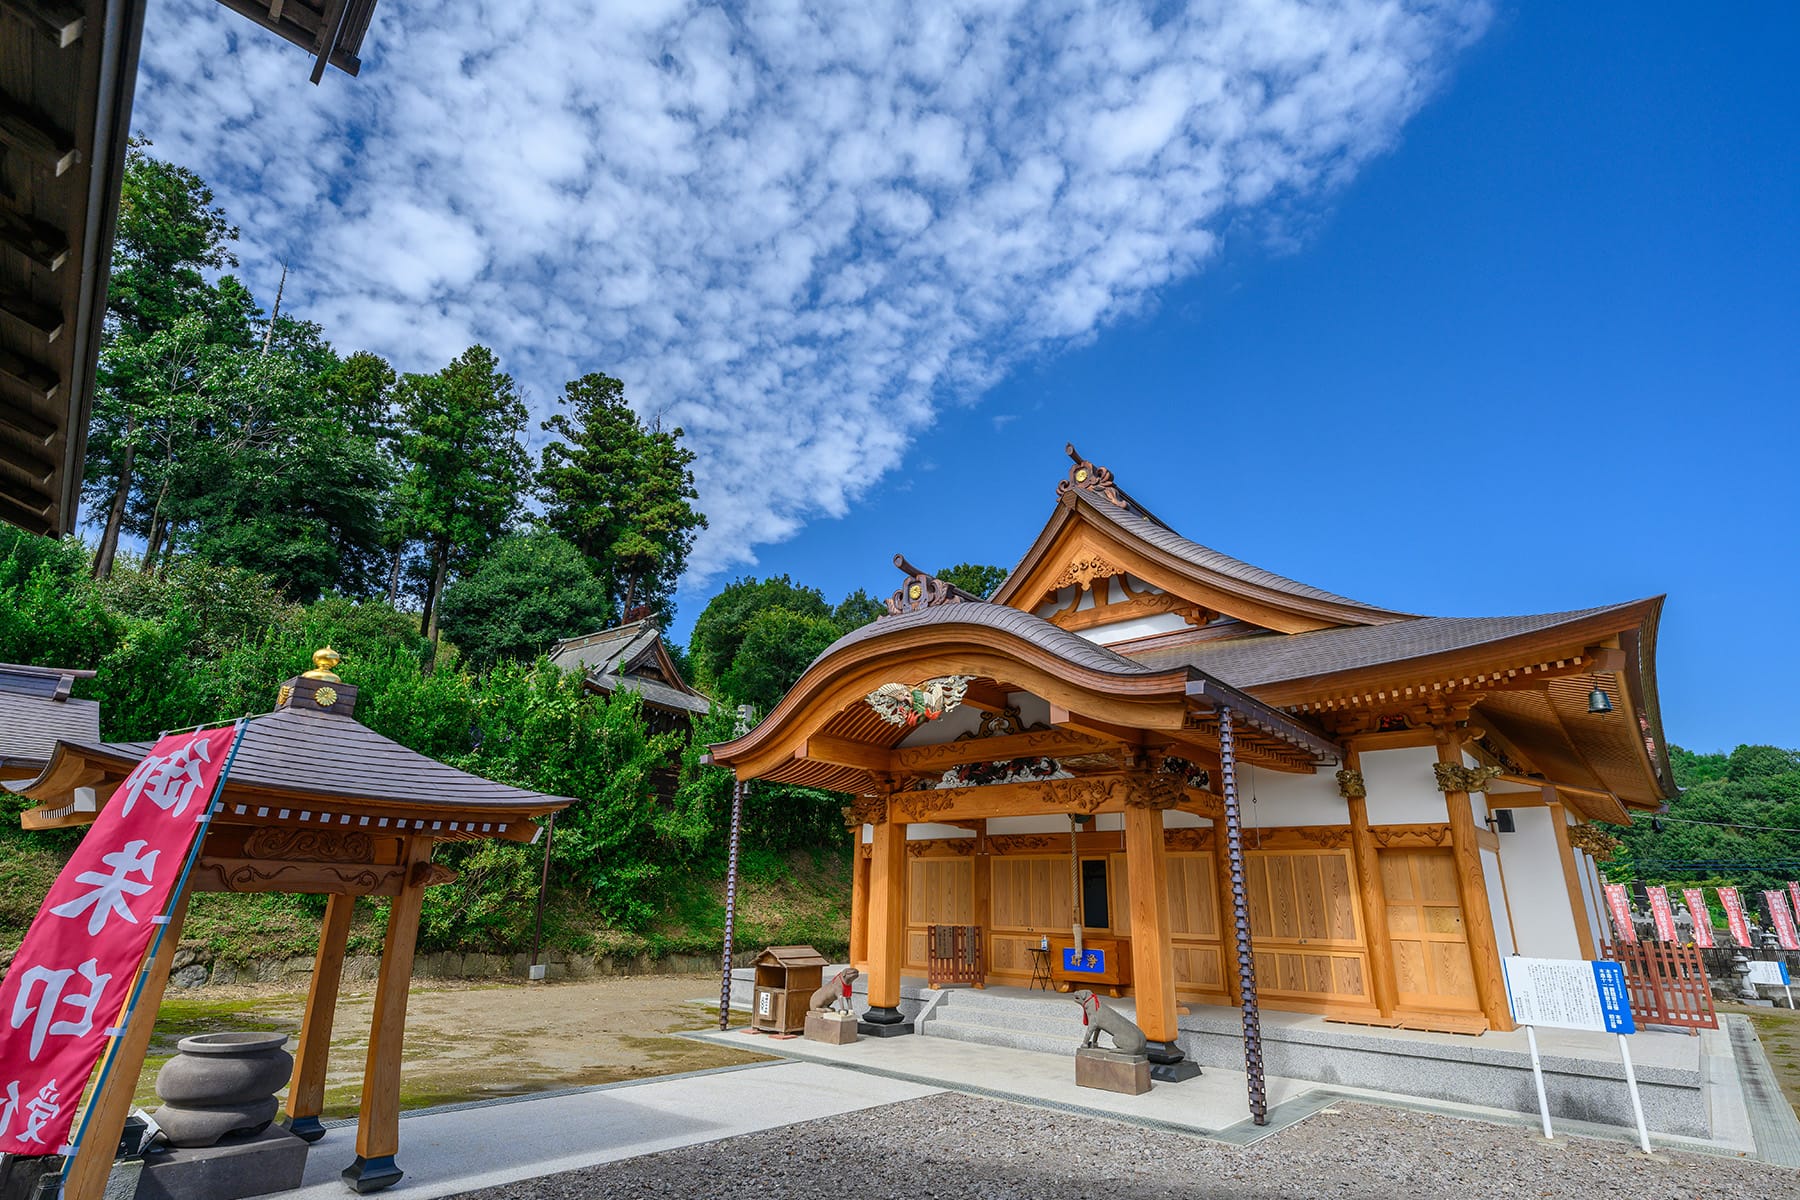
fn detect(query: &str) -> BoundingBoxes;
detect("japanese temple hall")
[710,445,1671,1079]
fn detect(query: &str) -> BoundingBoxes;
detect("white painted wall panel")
[1481,846,1516,956]
[1496,806,1581,959]
[1229,765,1347,827]
[1361,746,1449,825]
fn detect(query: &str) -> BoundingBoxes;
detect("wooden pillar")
[863,802,908,1028]
[1547,795,1598,959]
[1124,797,1178,1046]
[849,838,871,970]
[284,893,356,1140]
[1211,820,1242,1006]
[63,890,193,1200]
[1342,753,1398,1019]
[1437,738,1514,1032]
[343,841,431,1193]
[971,819,990,988]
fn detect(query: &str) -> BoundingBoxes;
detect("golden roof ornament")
[302,647,342,682]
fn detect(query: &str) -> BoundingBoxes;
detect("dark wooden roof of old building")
[0,663,100,773]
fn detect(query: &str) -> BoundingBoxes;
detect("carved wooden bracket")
[1432,762,1503,794]
[1334,769,1366,799]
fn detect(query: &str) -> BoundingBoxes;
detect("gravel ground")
[452,1092,1791,1200]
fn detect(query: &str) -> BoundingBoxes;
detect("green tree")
[437,531,612,671]
[86,139,241,579]
[936,562,1008,600]
[1603,744,1800,894]
[687,575,833,690]
[536,372,706,619]
[718,607,846,716]
[393,346,531,643]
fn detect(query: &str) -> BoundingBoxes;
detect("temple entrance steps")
[916,987,1094,1056]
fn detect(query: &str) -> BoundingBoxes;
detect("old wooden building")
[710,447,1670,1074]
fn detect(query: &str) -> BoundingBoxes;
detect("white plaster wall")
[987,814,1079,835]
[907,823,974,840]
[1481,846,1517,956]
[1084,613,1192,644]
[1163,809,1207,828]
[1581,851,1612,947]
[1229,766,1347,827]
[1496,806,1582,959]
[1008,691,1053,728]
[1573,836,1606,953]
[1360,746,1449,825]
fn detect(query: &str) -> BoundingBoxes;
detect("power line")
[1639,814,1800,834]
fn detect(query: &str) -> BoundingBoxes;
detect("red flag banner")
[1719,886,1752,948]
[1789,882,1800,929]
[1646,886,1678,942]
[1603,883,1638,944]
[0,726,240,1156]
[1682,887,1716,948]
[1766,890,1800,952]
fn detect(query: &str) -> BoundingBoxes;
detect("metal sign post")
[1502,955,1647,1152]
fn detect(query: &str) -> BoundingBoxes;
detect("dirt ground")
[135,973,770,1116]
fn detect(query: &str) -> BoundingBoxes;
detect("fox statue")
[1070,988,1148,1056]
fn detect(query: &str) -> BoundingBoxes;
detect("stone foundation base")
[1076,1046,1151,1095]
[136,1126,308,1200]
[806,1011,860,1044]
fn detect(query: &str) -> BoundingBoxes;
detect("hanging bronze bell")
[1587,685,1613,714]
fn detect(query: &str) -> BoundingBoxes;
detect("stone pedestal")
[135,1126,308,1200]
[1075,1047,1152,1095]
[857,1005,914,1038]
[805,1010,860,1044]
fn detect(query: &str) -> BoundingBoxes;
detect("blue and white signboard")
[1746,959,1792,987]
[1501,956,1636,1034]
[1501,955,1649,1152]
[1063,947,1106,974]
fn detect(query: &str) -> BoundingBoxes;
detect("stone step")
[919,1016,1081,1057]
[930,988,1100,1019]
[924,1002,1084,1038]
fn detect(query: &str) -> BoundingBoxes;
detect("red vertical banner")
[1682,887,1716,948]
[1765,890,1800,952]
[1719,886,1752,948]
[1788,882,1800,928]
[1603,883,1638,944]
[1645,886,1677,942]
[0,726,240,1156]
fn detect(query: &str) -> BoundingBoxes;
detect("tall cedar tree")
[395,346,531,641]
[536,373,706,620]
[86,139,239,578]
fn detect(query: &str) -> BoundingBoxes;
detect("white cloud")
[131,0,1490,580]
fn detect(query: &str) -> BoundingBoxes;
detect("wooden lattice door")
[1381,848,1479,1013]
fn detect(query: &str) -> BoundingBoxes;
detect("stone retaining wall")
[169,944,775,989]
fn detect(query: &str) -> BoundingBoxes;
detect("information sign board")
[1062,947,1106,974]
[1501,956,1635,1034]
[1746,960,1791,987]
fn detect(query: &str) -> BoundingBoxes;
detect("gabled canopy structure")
[710,444,1676,1116]
[550,617,711,729]
[11,650,570,1196]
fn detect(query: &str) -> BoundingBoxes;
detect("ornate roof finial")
[302,647,342,682]
[1057,443,1126,507]
[884,555,979,617]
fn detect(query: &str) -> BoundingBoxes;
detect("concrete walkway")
[281,1061,940,1199]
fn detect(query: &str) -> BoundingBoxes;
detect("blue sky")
[666,6,1799,755]
[134,4,1795,754]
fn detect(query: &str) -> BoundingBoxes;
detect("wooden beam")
[191,858,409,896]
[0,472,52,525]
[1438,738,1513,1032]
[284,893,355,1140]
[0,94,79,175]
[0,420,56,481]
[1345,753,1397,1019]
[865,818,906,1015]
[971,819,990,987]
[797,734,890,774]
[1124,799,1178,1043]
[848,838,871,969]
[0,1,85,46]
[64,889,192,1200]
[345,844,431,1191]
[0,283,64,342]
[0,201,69,271]
[310,0,349,84]
[0,348,60,407]
[893,726,1112,772]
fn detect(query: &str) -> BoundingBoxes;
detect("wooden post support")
[1438,738,1514,1032]
[862,802,909,1031]
[1123,797,1179,1047]
[970,819,990,987]
[1547,795,1598,959]
[849,830,871,970]
[284,893,356,1140]
[343,841,431,1193]
[1344,753,1398,1018]
[63,889,194,1200]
